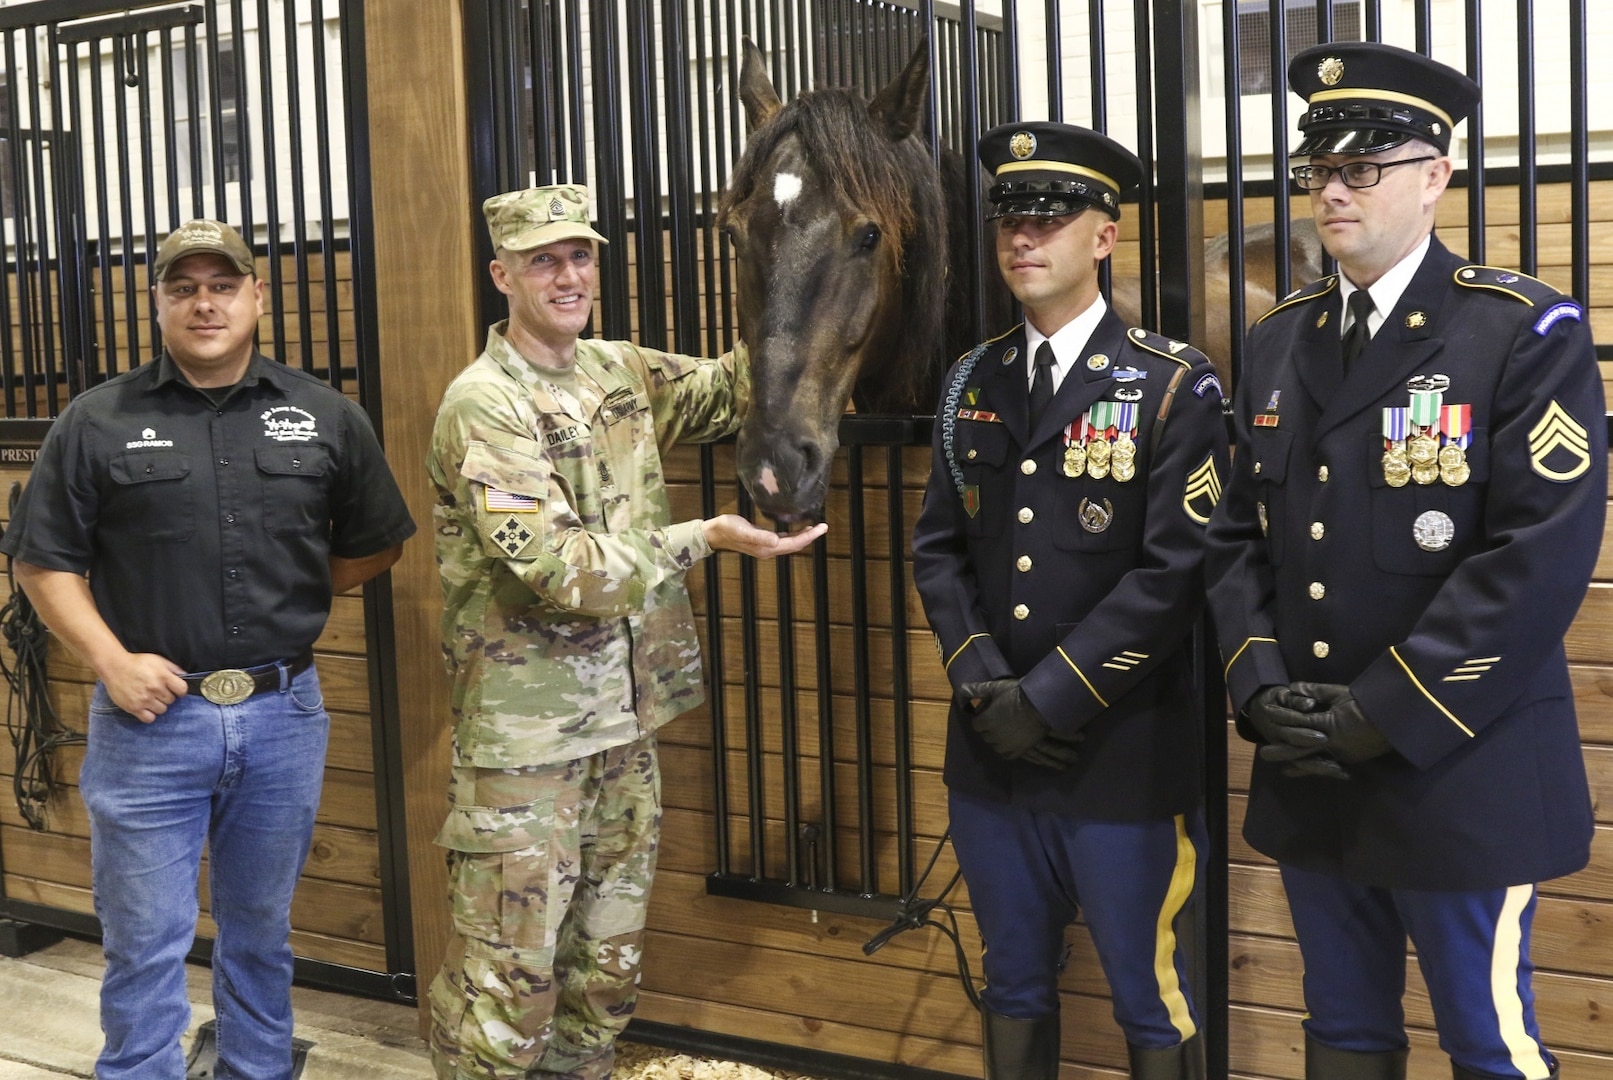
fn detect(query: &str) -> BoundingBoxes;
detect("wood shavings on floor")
[615,1040,827,1080]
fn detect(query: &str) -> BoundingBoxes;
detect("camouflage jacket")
[428,323,749,768]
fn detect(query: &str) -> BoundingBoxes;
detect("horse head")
[723,38,947,524]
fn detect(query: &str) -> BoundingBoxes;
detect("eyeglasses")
[1290,156,1436,191]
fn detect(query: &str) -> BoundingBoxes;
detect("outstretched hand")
[703,515,827,559]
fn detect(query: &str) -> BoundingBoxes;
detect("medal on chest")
[1382,375,1470,488]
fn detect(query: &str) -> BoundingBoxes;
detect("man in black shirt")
[0,219,415,1079]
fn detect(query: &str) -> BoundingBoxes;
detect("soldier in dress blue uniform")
[1205,42,1606,1080]
[913,122,1229,1080]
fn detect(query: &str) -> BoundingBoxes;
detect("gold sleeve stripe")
[943,633,993,673]
[1057,647,1109,709]
[1223,636,1278,680]
[1390,645,1475,737]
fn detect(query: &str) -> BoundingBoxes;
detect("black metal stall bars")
[466,0,1609,1073]
[0,0,415,1002]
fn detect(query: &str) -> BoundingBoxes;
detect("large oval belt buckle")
[200,669,256,705]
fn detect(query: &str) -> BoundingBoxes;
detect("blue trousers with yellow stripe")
[1281,864,1556,1079]
[948,790,1202,1048]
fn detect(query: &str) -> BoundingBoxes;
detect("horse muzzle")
[736,420,835,525]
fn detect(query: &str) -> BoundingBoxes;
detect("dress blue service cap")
[1289,41,1480,157]
[978,122,1144,221]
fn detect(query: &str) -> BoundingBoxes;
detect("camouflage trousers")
[428,734,661,1080]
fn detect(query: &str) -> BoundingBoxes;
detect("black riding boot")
[1127,1033,1206,1080]
[1306,1035,1409,1080]
[980,1009,1060,1080]
[1452,1063,1558,1080]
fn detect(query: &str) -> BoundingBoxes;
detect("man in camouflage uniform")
[426,183,824,1080]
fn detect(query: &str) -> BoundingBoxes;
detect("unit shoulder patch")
[485,514,539,558]
[1255,275,1338,325]
[1453,265,1568,309]
[1125,327,1207,369]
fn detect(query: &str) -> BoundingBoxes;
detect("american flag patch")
[484,487,538,512]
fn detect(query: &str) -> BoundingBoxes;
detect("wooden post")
[361,0,475,1033]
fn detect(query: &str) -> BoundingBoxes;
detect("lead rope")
[2,482,83,830]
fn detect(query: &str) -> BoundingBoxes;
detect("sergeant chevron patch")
[1183,455,1223,524]
[1528,400,1591,482]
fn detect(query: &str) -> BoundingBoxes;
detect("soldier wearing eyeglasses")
[1205,42,1604,1079]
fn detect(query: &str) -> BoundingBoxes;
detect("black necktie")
[1341,289,1375,374]
[1029,341,1056,428]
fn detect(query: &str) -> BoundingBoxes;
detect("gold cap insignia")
[1009,131,1036,159]
[1318,57,1344,86]
[1406,311,1428,329]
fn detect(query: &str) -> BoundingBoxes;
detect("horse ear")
[868,36,930,142]
[739,37,783,130]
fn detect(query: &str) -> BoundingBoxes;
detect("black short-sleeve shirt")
[0,353,416,671]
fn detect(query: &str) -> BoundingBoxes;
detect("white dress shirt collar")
[1023,294,1109,395]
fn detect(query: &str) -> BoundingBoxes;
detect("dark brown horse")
[723,39,949,524]
[726,39,1323,523]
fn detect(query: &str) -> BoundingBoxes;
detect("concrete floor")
[0,936,814,1080]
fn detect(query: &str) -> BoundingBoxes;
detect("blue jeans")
[79,664,329,1080]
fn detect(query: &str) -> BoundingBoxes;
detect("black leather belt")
[184,651,314,706]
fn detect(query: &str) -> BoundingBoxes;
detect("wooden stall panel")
[0,465,390,972]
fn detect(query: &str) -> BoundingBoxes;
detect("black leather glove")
[1285,682,1392,764]
[959,679,1081,769]
[1256,682,1391,779]
[1246,683,1351,779]
[1244,684,1323,749]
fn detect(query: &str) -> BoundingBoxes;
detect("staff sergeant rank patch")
[488,515,538,557]
[1528,400,1592,482]
[1183,455,1222,524]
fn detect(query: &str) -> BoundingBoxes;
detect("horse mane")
[720,87,949,413]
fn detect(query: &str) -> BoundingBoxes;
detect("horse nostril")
[795,440,824,483]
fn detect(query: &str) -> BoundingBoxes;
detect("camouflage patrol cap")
[153,219,255,280]
[483,184,610,252]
